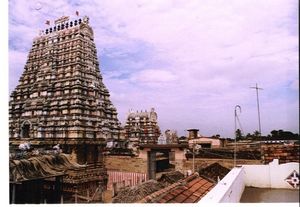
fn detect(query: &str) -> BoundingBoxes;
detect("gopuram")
[9,14,121,203]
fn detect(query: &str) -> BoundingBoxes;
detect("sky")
[8,0,299,138]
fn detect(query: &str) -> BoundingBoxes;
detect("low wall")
[104,155,147,174]
[200,159,299,203]
[261,144,300,164]
[186,148,261,160]
[183,158,261,172]
[104,156,262,180]
[243,159,299,189]
[200,167,245,203]
[107,171,147,190]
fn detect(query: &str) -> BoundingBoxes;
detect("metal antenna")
[234,105,241,168]
[250,83,263,136]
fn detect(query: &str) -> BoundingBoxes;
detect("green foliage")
[235,129,243,141]
[244,129,299,141]
[268,129,299,140]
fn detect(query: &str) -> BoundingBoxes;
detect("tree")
[246,133,252,139]
[235,129,242,141]
[212,134,221,138]
[269,129,299,140]
[254,130,260,136]
[253,130,261,139]
[270,130,278,138]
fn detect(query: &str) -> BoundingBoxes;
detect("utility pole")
[234,105,241,168]
[250,83,263,136]
[193,143,196,173]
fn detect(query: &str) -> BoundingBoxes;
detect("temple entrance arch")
[21,120,32,138]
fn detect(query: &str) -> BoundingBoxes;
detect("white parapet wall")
[243,159,299,189]
[200,159,299,203]
[200,167,245,203]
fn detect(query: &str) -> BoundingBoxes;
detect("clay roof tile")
[139,172,215,203]
[173,194,187,203]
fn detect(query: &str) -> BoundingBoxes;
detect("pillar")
[74,185,78,203]
[11,183,16,204]
[147,151,156,180]
[112,182,117,197]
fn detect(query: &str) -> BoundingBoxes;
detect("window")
[200,143,211,149]
[21,122,31,138]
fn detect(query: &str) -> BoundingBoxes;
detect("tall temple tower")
[9,15,121,202]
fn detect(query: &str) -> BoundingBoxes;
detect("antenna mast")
[250,83,263,136]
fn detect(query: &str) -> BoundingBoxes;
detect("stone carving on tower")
[9,14,121,202]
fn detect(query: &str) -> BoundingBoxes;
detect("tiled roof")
[198,162,230,183]
[112,180,166,203]
[157,171,184,185]
[139,172,215,203]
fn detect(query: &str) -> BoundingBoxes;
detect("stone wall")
[170,160,185,173]
[104,155,147,174]
[225,141,260,150]
[105,155,261,175]
[261,144,300,164]
[182,158,261,172]
[186,148,261,160]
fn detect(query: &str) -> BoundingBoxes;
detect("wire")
[236,112,244,136]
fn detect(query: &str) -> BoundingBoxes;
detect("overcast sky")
[9,0,299,138]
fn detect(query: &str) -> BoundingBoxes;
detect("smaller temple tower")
[124,108,161,152]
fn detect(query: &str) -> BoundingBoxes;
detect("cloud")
[130,69,178,84]
[9,0,299,137]
[9,50,27,90]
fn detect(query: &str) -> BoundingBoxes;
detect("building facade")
[9,15,121,203]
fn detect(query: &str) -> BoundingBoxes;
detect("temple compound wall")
[105,155,147,174]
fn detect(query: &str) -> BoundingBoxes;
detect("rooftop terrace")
[240,187,299,203]
[200,159,299,203]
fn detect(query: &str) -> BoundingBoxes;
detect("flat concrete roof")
[240,187,299,203]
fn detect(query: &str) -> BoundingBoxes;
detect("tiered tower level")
[9,15,121,165]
